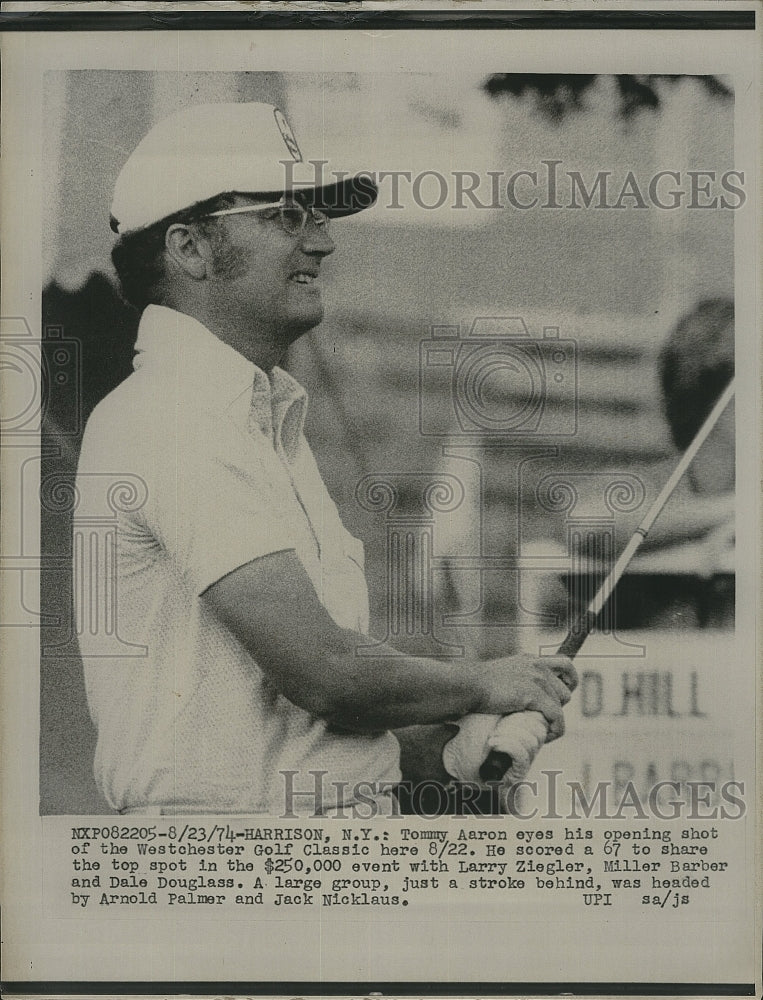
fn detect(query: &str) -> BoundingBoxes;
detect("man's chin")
[287,307,325,341]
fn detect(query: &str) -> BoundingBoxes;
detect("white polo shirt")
[77,305,400,815]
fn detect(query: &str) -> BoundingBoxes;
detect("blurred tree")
[484,74,732,123]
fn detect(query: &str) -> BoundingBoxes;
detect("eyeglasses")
[204,199,331,236]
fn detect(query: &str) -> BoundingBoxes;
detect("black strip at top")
[0,982,757,997]
[0,10,756,32]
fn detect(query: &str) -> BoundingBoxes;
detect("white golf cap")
[110,102,378,234]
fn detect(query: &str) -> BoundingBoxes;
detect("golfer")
[77,102,576,816]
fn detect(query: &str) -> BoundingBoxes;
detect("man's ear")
[164,223,211,280]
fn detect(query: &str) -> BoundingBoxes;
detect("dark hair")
[659,298,734,450]
[110,192,237,311]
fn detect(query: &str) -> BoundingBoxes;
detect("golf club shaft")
[479,378,736,782]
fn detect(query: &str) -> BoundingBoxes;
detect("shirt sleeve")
[141,419,300,596]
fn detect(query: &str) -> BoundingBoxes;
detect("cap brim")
[112,172,379,235]
[295,173,378,217]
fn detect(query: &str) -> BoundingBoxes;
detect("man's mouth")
[290,271,319,285]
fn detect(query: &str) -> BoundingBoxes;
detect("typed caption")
[49,815,738,916]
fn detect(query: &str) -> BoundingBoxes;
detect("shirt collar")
[133,305,308,460]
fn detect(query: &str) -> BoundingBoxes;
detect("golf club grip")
[478,613,595,782]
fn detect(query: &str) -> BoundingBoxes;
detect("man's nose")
[300,221,336,256]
